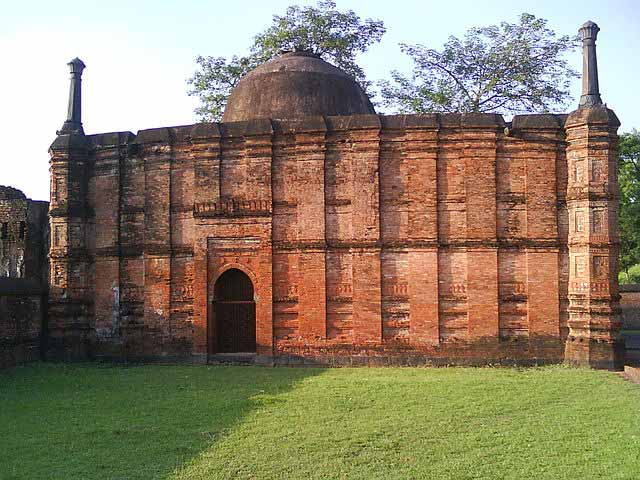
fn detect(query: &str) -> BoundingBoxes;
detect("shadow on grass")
[0,362,325,480]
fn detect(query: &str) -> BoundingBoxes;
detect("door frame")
[207,266,257,355]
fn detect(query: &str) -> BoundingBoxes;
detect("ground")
[1,364,639,480]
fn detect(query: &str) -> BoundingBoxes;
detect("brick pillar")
[192,237,208,356]
[191,124,221,358]
[139,129,173,356]
[521,121,561,340]
[463,117,500,340]
[348,116,382,343]
[255,247,274,357]
[296,126,327,339]
[564,105,624,369]
[409,249,439,344]
[93,135,131,349]
[406,116,439,345]
[192,123,222,205]
[244,122,274,357]
[48,58,93,360]
[48,133,92,360]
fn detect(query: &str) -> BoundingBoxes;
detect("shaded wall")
[621,285,640,331]
[0,279,45,368]
[621,284,640,365]
[0,187,49,368]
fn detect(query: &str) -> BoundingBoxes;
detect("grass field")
[1,364,639,480]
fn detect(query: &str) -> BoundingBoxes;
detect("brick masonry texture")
[0,279,46,368]
[46,109,624,369]
[0,188,49,283]
[0,188,49,368]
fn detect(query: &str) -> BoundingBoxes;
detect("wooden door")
[211,269,256,353]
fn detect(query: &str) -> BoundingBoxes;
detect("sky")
[1,0,638,201]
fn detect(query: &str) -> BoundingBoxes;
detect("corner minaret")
[58,58,86,135]
[579,21,603,108]
[48,58,92,360]
[564,22,624,369]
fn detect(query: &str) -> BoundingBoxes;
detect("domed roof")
[222,51,375,122]
[0,186,26,201]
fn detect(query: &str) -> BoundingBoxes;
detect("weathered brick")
[42,108,623,368]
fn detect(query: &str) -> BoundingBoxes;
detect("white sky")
[1,0,638,201]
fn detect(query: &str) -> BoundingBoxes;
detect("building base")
[564,338,625,370]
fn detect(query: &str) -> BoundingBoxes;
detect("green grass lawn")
[1,364,639,480]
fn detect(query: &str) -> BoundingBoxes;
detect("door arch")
[211,268,256,353]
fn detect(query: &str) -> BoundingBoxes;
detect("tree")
[619,130,640,283]
[379,13,578,115]
[188,1,385,121]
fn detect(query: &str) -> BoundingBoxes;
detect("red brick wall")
[49,110,621,367]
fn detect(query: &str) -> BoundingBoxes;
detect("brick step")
[208,353,257,365]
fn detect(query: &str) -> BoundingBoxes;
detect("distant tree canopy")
[188,1,385,121]
[189,9,581,120]
[619,130,640,282]
[379,13,579,115]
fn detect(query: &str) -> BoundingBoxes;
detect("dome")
[222,51,375,122]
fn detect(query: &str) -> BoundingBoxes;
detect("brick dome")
[222,51,375,122]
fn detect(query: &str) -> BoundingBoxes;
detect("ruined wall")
[0,279,45,368]
[0,187,49,282]
[47,111,622,367]
[0,187,49,368]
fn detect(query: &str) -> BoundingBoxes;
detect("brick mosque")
[1,21,626,368]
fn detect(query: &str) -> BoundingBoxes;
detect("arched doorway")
[211,269,256,353]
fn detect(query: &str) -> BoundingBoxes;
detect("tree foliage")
[619,130,640,282]
[188,1,385,121]
[379,13,578,115]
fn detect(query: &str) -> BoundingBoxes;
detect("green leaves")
[379,13,579,115]
[188,55,262,122]
[188,9,585,123]
[188,1,385,122]
[619,130,640,282]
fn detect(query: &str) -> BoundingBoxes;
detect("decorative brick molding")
[194,199,272,217]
